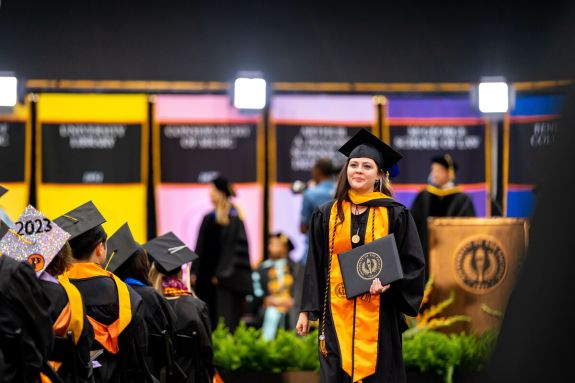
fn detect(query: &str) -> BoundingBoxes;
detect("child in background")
[252,232,302,340]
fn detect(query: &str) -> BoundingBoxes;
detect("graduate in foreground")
[296,129,425,383]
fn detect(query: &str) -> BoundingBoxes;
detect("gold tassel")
[319,334,328,357]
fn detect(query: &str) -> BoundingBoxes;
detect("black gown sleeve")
[389,206,426,317]
[455,193,476,216]
[299,206,329,321]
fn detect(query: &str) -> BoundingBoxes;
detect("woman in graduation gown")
[296,129,426,383]
[105,223,178,380]
[145,232,215,383]
[54,201,154,383]
[191,176,253,331]
[0,205,93,383]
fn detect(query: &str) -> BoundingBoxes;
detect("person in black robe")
[40,242,94,383]
[410,154,476,278]
[0,255,54,383]
[191,176,253,331]
[105,222,178,381]
[297,129,425,383]
[145,232,215,383]
[54,201,154,383]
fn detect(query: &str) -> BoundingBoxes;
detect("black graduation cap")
[338,129,403,172]
[53,201,107,240]
[0,185,9,238]
[104,223,140,272]
[143,232,198,275]
[0,185,7,199]
[212,176,236,197]
[431,154,458,172]
[270,232,294,252]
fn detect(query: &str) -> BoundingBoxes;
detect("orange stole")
[67,263,132,354]
[329,201,389,382]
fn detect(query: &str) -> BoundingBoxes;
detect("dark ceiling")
[0,0,573,83]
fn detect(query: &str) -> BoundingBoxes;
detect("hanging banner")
[0,103,31,220]
[271,95,376,262]
[36,94,149,242]
[386,97,489,217]
[154,95,263,265]
[505,95,563,217]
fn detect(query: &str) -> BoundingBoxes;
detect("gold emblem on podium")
[453,236,507,294]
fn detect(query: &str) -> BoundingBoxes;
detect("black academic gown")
[167,295,214,383]
[300,199,425,383]
[41,279,95,383]
[70,275,153,383]
[193,208,253,331]
[0,256,54,383]
[130,283,178,379]
[411,188,476,278]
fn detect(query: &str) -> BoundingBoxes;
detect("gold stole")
[67,263,132,354]
[329,198,389,381]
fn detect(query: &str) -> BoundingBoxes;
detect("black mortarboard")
[0,185,7,199]
[337,234,404,299]
[104,223,140,272]
[143,232,198,275]
[338,129,403,171]
[53,201,107,240]
[270,232,294,252]
[212,176,236,197]
[431,154,458,172]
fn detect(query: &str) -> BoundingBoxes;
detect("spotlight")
[233,72,267,110]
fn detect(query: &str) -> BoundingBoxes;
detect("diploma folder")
[337,233,404,299]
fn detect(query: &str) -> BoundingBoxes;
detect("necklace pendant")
[351,234,360,244]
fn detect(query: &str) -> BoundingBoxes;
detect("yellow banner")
[0,102,31,220]
[36,94,148,242]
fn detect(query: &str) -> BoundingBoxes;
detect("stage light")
[233,75,267,110]
[478,79,509,114]
[0,74,17,107]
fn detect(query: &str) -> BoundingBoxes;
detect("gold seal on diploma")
[357,251,383,280]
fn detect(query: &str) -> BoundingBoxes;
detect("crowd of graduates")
[0,195,218,383]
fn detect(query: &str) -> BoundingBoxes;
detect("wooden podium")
[428,217,529,333]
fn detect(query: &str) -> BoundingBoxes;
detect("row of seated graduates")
[0,199,214,383]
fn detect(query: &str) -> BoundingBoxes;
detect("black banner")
[508,119,559,184]
[41,123,142,183]
[160,124,257,183]
[389,124,486,184]
[0,121,26,182]
[275,125,367,183]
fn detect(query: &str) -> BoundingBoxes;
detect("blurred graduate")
[146,232,215,383]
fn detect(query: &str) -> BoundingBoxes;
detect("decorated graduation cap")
[143,232,198,275]
[270,232,294,252]
[0,205,70,275]
[212,176,236,198]
[432,154,458,180]
[53,201,107,240]
[104,222,140,273]
[338,129,403,172]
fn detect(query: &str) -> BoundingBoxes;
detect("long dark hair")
[334,158,393,225]
[113,246,152,286]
